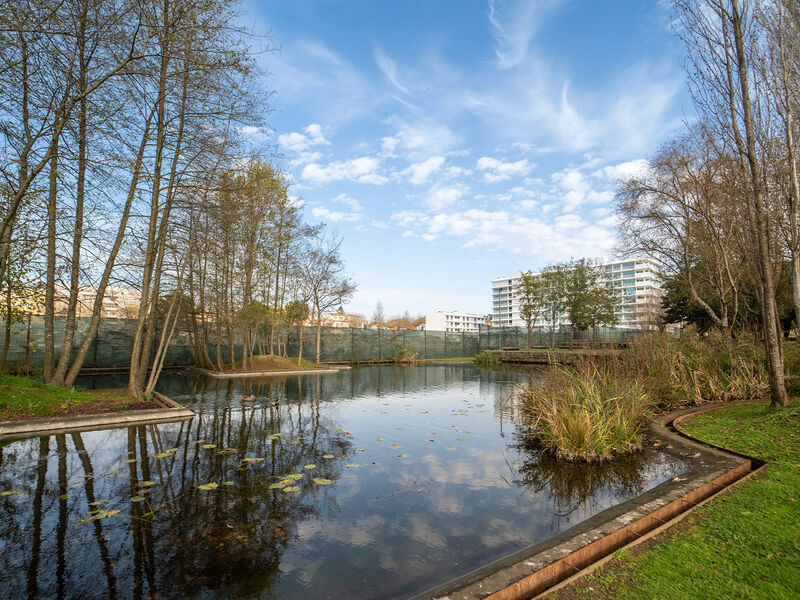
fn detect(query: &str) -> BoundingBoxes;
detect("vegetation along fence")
[0,317,660,370]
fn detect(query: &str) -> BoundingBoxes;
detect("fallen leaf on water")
[193,440,206,444]
[394,427,404,431]
[153,452,171,459]
[396,454,407,458]
[313,478,332,485]
[72,509,121,525]
[2,490,23,496]
[138,481,156,488]
[269,483,286,490]
[105,470,121,475]
[390,444,401,448]
[283,485,300,492]
[322,454,335,459]
[167,447,180,452]
[201,444,216,449]
[130,496,145,502]
[59,494,69,500]
[198,482,219,491]
[123,459,136,464]
[376,438,384,442]
[446,446,455,450]
[224,481,235,486]
[304,464,316,470]
[286,473,304,481]
[89,500,107,506]
[344,463,359,468]
[355,448,365,452]
[456,438,466,441]
[243,457,265,463]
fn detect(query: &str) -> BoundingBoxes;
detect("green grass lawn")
[0,373,135,421]
[552,398,800,600]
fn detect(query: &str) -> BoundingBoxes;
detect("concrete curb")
[417,403,759,600]
[0,392,194,441]
[193,367,345,378]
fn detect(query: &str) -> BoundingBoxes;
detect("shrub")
[473,351,499,367]
[518,361,653,463]
[391,346,418,365]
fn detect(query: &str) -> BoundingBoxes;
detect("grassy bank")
[518,331,769,461]
[218,354,324,372]
[473,351,499,367]
[0,373,151,422]
[550,398,800,600]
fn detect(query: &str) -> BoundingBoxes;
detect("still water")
[0,365,688,599]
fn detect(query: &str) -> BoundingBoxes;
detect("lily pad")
[192,440,206,444]
[72,509,121,525]
[198,482,218,491]
[322,454,335,459]
[313,477,332,485]
[267,433,283,440]
[153,452,171,459]
[269,482,287,490]
[283,485,300,492]
[243,457,265,463]
[130,496,145,502]
[123,459,136,464]
[59,494,69,500]
[137,481,156,488]
[105,470,121,475]
[89,500,107,506]
[224,481,235,486]
[344,463,360,468]
[286,473,304,481]
[304,464,316,470]
[201,444,216,449]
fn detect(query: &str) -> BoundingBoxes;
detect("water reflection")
[1,365,689,599]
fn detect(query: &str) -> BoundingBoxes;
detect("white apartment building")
[491,258,663,330]
[424,311,487,333]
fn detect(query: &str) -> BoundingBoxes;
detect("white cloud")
[332,193,362,211]
[402,156,446,185]
[301,157,388,186]
[593,158,649,181]
[426,185,465,210]
[311,206,362,222]
[375,47,409,94]
[488,0,566,70]
[476,157,532,183]
[278,123,330,153]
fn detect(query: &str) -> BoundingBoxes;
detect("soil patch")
[219,354,322,373]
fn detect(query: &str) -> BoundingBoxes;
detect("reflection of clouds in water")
[420,448,513,490]
[299,513,387,548]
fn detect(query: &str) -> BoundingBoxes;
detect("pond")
[0,365,690,599]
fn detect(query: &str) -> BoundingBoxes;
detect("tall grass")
[519,361,653,463]
[518,330,769,462]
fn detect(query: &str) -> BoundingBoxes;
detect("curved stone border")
[416,403,763,600]
[193,367,346,378]
[0,392,194,441]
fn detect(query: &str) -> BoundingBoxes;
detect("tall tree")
[674,0,788,406]
[515,272,547,348]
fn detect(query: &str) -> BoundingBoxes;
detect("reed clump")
[518,330,769,462]
[473,351,499,367]
[519,361,653,463]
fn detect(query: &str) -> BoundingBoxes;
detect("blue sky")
[245,0,690,318]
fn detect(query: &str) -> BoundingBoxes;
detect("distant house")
[422,311,486,333]
[319,312,366,328]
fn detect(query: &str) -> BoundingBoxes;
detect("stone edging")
[193,367,345,378]
[417,403,761,600]
[0,392,194,441]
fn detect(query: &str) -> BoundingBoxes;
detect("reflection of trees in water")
[512,433,650,519]
[0,373,354,599]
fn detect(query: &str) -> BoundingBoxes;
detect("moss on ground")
[0,373,142,421]
[550,398,800,600]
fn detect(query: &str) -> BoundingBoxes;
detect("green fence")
[0,317,654,370]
